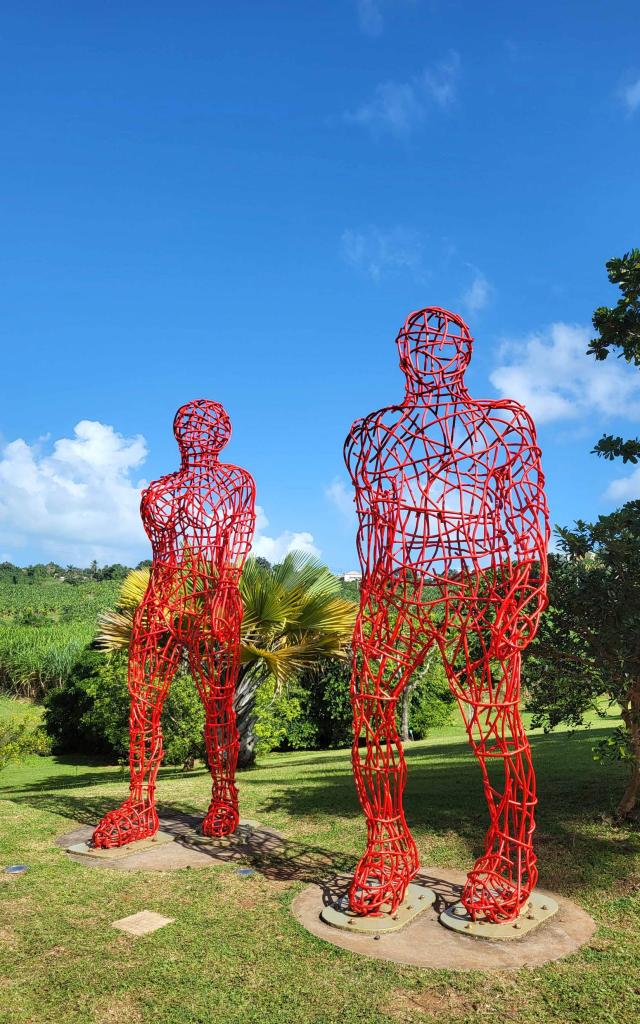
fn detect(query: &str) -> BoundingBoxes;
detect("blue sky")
[1,1,639,570]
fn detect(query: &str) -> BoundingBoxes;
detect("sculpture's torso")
[140,461,256,608]
[345,392,538,585]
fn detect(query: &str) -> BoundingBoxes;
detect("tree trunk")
[617,684,640,819]
[618,760,640,819]
[400,679,417,743]
[234,668,259,769]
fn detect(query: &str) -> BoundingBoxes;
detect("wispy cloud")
[604,466,640,503]
[326,478,356,524]
[490,323,640,424]
[344,51,461,137]
[355,0,384,36]
[354,0,417,38]
[620,77,640,115]
[341,225,425,282]
[462,268,491,314]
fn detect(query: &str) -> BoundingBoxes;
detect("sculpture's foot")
[349,826,419,916]
[202,799,239,838]
[462,850,536,923]
[92,799,159,849]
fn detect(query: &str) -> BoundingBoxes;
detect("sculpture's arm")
[222,469,257,576]
[344,413,399,583]
[344,418,378,579]
[496,406,550,646]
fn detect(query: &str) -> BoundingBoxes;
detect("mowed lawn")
[1,714,639,1024]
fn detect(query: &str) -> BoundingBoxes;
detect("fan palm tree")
[96,552,357,766]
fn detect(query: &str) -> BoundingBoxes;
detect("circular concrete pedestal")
[292,868,596,971]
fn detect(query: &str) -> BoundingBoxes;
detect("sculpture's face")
[397,308,472,385]
[173,400,232,456]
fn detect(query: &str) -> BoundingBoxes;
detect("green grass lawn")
[1,716,639,1024]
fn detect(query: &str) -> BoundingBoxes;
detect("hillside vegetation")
[0,564,121,698]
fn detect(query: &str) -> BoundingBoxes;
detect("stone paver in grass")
[111,911,175,936]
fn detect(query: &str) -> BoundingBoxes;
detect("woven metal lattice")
[344,307,549,922]
[93,400,256,848]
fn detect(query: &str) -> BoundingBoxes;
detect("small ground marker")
[111,911,175,936]
[4,865,29,875]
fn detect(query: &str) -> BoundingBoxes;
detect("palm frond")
[118,568,150,610]
[96,608,137,652]
[96,554,358,690]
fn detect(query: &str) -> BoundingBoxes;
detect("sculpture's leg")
[93,612,181,848]
[349,592,423,916]
[451,649,537,922]
[189,594,242,838]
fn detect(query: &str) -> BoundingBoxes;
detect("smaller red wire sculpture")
[93,400,256,848]
[344,307,549,923]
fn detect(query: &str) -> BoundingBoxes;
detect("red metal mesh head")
[173,399,232,459]
[397,306,472,387]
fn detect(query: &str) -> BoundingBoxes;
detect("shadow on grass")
[0,757,209,797]
[5,727,639,899]
[252,727,639,898]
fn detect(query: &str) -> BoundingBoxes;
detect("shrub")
[254,676,303,756]
[285,654,454,751]
[45,650,206,766]
[0,711,51,771]
[408,658,455,738]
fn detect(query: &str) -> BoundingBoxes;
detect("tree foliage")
[589,248,640,463]
[525,501,640,817]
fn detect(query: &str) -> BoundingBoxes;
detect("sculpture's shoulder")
[476,397,537,450]
[345,404,405,464]
[141,472,178,510]
[139,472,181,531]
[216,462,256,504]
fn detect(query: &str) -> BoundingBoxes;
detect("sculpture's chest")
[368,416,502,504]
[141,479,232,537]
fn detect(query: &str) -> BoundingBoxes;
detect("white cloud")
[0,421,148,565]
[252,506,320,562]
[462,269,491,314]
[603,466,640,502]
[344,51,460,137]
[326,478,356,523]
[620,77,640,115]
[0,420,319,566]
[341,225,425,282]
[490,322,640,424]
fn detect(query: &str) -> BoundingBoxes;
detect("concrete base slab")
[440,891,559,940]
[321,881,436,934]
[57,813,285,873]
[67,831,174,860]
[177,819,261,849]
[292,867,596,971]
[111,910,174,936]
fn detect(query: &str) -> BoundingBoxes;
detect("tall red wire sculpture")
[93,399,256,848]
[344,308,549,923]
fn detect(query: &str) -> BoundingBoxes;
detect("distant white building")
[339,570,362,584]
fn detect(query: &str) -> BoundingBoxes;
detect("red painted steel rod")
[93,400,256,848]
[344,308,549,922]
